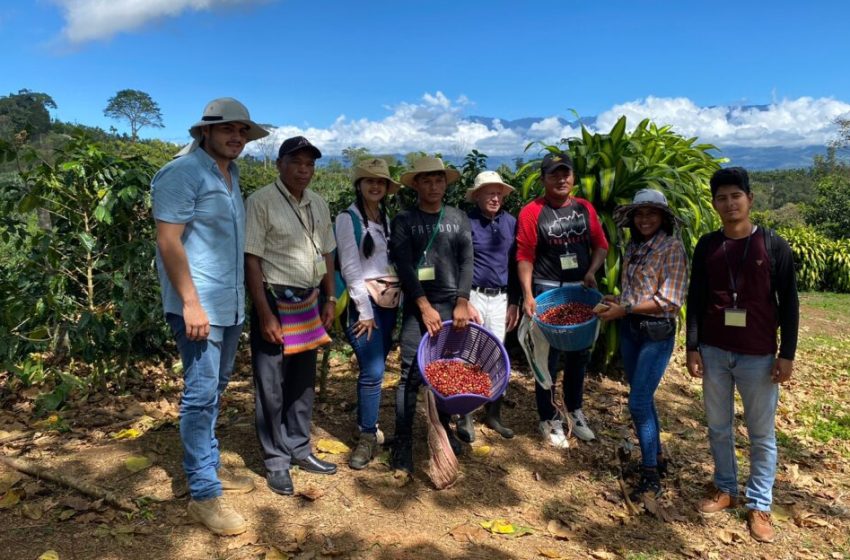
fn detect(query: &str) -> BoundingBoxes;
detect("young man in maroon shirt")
[686,167,799,543]
[516,152,608,447]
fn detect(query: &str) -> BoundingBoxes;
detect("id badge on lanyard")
[314,253,327,278]
[722,228,755,328]
[560,252,579,270]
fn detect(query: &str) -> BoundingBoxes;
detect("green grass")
[811,412,850,443]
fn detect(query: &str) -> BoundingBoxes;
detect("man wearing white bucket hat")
[455,170,520,442]
[152,97,269,536]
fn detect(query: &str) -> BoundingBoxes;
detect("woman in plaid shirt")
[597,189,688,501]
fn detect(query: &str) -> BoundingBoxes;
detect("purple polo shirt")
[468,208,516,290]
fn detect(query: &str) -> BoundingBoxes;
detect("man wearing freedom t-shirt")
[516,151,608,448]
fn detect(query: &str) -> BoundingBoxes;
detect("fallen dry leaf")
[480,518,516,534]
[449,523,488,544]
[60,496,91,511]
[472,445,492,457]
[538,548,564,558]
[264,547,289,560]
[316,439,350,454]
[546,519,575,540]
[715,527,745,545]
[0,489,22,509]
[38,551,59,560]
[111,428,141,440]
[22,501,44,520]
[0,472,23,494]
[297,487,325,501]
[589,549,616,560]
[124,455,152,473]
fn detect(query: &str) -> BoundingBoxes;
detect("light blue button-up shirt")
[151,148,246,326]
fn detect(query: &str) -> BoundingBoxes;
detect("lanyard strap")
[277,182,321,255]
[416,205,445,268]
[721,226,756,307]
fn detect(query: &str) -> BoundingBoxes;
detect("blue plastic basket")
[533,285,603,351]
[417,321,510,416]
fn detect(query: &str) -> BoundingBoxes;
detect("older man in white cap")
[152,98,268,536]
[456,170,520,442]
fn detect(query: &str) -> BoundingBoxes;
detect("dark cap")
[278,136,322,159]
[540,151,573,175]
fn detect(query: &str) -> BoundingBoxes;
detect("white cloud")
[596,95,850,148]
[247,92,850,158]
[54,0,258,43]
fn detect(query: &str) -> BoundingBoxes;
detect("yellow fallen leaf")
[264,548,289,560]
[314,452,328,460]
[0,472,22,494]
[0,489,22,509]
[773,504,792,522]
[38,551,59,560]
[659,431,672,443]
[124,455,152,473]
[472,445,492,457]
[112,428,141,440]
[480,518,516,534]
[538,548,563,559]
[316,439,350,454]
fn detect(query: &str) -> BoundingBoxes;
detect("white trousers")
[469,290,508,343]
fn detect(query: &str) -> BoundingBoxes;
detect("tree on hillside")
[103,89,163,142]
[832,115,850,149]
[804,174,850,239]
[0,89,57,140]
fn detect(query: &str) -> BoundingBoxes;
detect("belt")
[472,285,508,296]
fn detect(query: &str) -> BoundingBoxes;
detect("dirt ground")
[1,294,849,560]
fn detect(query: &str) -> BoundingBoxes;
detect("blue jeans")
[701,344,778,512]
[344,301,398,433]
[166,313,242,501]
[619,318,675,468]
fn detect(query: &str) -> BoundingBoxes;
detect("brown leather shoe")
[747,510,776,543]
[698,488,736,515]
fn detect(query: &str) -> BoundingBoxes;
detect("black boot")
[391,437,413,473]
[629,467,662,502]
[483,398,514,439]
[456,414,475,443]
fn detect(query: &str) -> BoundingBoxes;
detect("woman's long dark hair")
[354,179,390,259]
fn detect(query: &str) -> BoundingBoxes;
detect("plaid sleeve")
[654,239,688,313]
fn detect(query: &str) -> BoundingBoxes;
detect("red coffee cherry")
[424,360,492,398]
[538,302,594,326]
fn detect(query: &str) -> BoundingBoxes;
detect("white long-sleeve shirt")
[335,204,392,321]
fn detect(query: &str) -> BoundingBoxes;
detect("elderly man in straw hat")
[152,98,268,536]
[245,136,339,498]
[389,156,474,473]
[455,171,520,442]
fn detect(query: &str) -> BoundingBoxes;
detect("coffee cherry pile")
[538,302,595,326]
[424,360,492,398]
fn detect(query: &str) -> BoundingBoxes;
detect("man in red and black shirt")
[517,151,608,447]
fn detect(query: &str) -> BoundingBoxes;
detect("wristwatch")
[624,303,633,315]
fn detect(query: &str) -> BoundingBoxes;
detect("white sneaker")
[568,409,596,441]
[539,420,570,449]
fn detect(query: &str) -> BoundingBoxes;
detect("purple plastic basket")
[417,321,511,416]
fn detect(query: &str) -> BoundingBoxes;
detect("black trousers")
[250,289,317,472]
[394,300,455,438]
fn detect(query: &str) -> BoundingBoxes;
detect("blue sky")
[2,0,849,155]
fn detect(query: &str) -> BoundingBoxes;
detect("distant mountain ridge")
[464,108,828,170]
